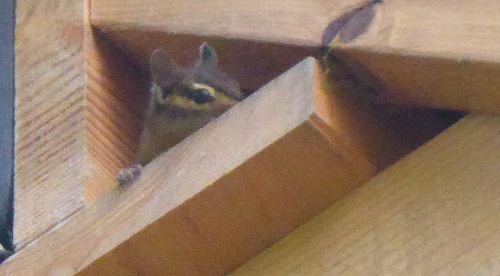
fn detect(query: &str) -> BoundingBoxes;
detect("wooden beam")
[334,46,500,114]
[14,0,85,248]
[84,26,150,203]
[0,58,415,274]
[90,0,336,46]
[91,0,500,114]
[234,114,500,275]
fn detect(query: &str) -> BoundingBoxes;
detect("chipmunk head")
[149,43,244,118]
[133,43,244,165]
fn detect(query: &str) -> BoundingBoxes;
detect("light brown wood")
[81,24,452,201]
[82,27,316,201]
[90,0,337,46]
[336,47,500,114]
[14,0,85,248]
[84,1,468,202]
[91,0,500,114]
[84,26,150,203]
[334,0,500,113]
[234,113,500,275]
[1,58,416,275]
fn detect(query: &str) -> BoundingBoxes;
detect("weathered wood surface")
[14,0,85,248]
[84,27,149,203]
[234,114,500,275]
[91,0,500,114]
[1,58,416,275]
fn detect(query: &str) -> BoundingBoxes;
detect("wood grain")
[91,0,500,114]
[14,0,85,248]
[234,113,500,275]
[84,26,149,203]
[90,0,342,46]
[0,58,414,275]
[325,0,500,114]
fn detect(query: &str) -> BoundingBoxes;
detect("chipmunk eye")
[188,88,215,104]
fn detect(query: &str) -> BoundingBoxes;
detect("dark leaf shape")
[338,4,375,43]
[322,0,383,46]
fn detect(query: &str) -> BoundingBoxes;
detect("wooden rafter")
[235,114,500,275]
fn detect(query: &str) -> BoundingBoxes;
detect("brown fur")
[117,43,243,185]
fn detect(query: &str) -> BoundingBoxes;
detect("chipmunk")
[117,43,244,185]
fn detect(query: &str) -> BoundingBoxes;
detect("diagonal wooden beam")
[234,113,500,275]
[1,58,415,275]
[14,0,85,249]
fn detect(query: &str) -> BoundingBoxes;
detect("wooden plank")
[84,26,150,203]
[234,113,500,275]
[0,0,15,253]
[0,58,414,275]
[91,0,500,114]
[14,0,85,248]
[90,0,337,46]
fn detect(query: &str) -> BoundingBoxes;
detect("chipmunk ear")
[198,42,218,68]
[150,48,181,87]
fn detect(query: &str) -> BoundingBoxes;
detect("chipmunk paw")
[116,164,143,185]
